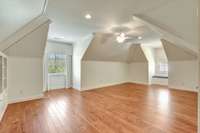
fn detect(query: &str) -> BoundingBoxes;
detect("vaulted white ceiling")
[0,0,198,54]
[46,0,198,48]
[0,0,45,42]
[46,0,171,43]
[143,0,198,48]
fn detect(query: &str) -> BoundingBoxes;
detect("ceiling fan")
[97,26,144,44]
[115,32,142,43]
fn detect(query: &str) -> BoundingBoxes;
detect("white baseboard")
[0,103,8,122]
[169,85,198,92]
[79,81,198,93]
[80,82,128,91]
[128,81,149,86]
[8,93,44,104]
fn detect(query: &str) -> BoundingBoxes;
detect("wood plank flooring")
[0,83,197,133]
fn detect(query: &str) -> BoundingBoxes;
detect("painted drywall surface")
[162,39,197,61]
[8,57,44,103]
[82,33,129,62]
[128,62,149,85]
[142,46,155,84]
[0,0,45,43]
[72,35,93,90]
[81,61,129,90]
[45,40,73,55]
[82,33,147,63]
[168,60,199,92]
[145,0,198,49]
[151,78,168,86]
[48,74,66,89]
[3,20,49,102]
[4,22,49,57]
[154,47,167,63]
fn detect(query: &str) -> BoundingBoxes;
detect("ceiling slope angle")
[82,33,147,63]
[0,15,51,52]
[161,39,198,61]
[127,45,147,63]
[132,0,198,55]
[46,0,173,43]
[4,19,50,57]
[0,0,46,44]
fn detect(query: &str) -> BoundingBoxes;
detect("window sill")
[152,76,168,79]
[48,73,66,76]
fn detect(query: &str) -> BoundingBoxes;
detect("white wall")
[4,21,49,103]
[142,46,155,84]
[48,74,66,89]
[151,78,168,86]
[8,57,44,103]
[45,40,73,55]
[80,60,197,92]
[168,60,199,92]
[128,62,149,85]
[145,0,198,49]
[72,35,93,90]
[81,61,129,90]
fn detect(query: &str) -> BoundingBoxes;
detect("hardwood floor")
[0,83,197,133]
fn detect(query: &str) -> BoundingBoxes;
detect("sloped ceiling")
[0,0,46,43]
[0,16,50,52]
[127,45,147,63]
[82,33,147,63]
[46,0,198,60]
[161,39,198,61]
[143,0,198,49]
[4,22,49,57]
[0,0,198,61]
[46,0,169,43]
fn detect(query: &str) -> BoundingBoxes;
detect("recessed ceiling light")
[138,36,142,40]
[85,14,92,19]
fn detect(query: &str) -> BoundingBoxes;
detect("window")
[48,54,66,73]
[159,63,168,74]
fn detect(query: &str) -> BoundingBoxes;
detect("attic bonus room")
[0,0,200,133]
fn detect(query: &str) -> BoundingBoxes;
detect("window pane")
[159,63,168,73]
[48,54,66,73]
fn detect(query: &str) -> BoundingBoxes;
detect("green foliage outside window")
[48,54,66,73]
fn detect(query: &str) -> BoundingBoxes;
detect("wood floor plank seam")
[0,83,197,133]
